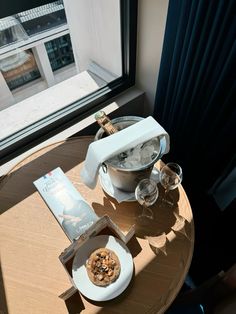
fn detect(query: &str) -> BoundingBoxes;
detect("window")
[0,0,137,165]
[1,49,41,90]
[45,34,74,72]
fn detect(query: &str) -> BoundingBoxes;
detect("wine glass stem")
[140,205,154,220]
[162,188,173,206]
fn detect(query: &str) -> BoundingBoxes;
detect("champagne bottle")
[95,110,128,159]
[95,110,119,135]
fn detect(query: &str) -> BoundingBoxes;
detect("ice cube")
[106,137,159,169]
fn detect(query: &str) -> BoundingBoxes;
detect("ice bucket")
[94,116,167,192]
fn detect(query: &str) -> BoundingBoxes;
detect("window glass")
[0,0,122,108]
[0,0,137,164]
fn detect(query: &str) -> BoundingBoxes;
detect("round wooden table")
[0,136,194,314]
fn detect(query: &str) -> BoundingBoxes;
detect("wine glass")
[159,162,183,206]
[135,178,159,220]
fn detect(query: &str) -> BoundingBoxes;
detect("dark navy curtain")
[154,0,236,199]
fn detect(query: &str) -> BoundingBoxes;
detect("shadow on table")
[81,269,136,308]
[65,217,193,314]
[92,184,181,240]
[64,291,85,314]
[0,137,92,215]
[62,192,193,314]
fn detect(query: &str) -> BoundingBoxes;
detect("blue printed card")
[33,167,98,241]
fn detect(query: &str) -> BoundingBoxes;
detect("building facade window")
[0,49,41,90]
[45,34,74,72]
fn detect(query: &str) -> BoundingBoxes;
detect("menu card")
[33,167,99,241]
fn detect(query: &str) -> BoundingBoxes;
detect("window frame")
[0,0,138,166]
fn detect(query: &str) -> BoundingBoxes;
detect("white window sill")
[0,87,144,176]
[0,70,100,141]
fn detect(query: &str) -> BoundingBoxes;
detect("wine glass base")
[160,198,174,207]
[138,205,154,220]
[138,213,154,220]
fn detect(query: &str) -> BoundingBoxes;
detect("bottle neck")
[95,111,118,135]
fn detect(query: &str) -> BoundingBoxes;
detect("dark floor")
[184,188,235,285]
[164,191,235,313]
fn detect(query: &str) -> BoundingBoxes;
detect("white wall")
[0,71,14,109]
[63,0,169,113]
[135,0,169,115]
[63,0,122,78]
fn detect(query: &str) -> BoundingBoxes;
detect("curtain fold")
[154,0,236,198]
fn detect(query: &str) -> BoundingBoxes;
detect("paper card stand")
[58,214,135,300]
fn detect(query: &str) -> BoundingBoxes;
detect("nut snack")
[86,248,121,286]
